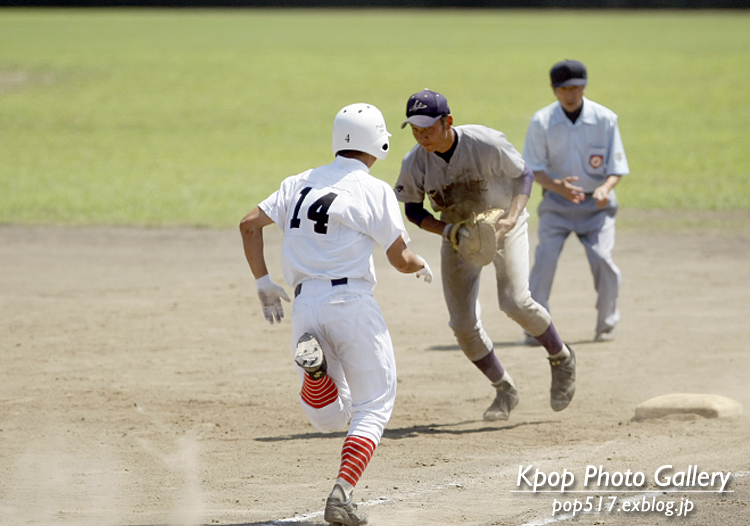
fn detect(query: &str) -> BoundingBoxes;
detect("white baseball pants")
[291,278,397,447]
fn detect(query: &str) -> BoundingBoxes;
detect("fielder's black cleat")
[295,332,327,380]
[549,346,576,411]
[324,484,368,526]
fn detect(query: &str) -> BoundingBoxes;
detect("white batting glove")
[415,255,433,284]
[255,274,291,325]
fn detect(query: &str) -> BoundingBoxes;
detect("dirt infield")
[1,223,749,526]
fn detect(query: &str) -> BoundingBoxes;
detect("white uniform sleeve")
[258,188,285,228]
[258,171,311,229]
[366,180,410,250]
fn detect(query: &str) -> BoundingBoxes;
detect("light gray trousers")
[529,191,621,335]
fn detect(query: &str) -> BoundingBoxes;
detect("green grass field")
[1,9,748,227]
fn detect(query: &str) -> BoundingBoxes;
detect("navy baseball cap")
[401,89,451,129]
[550,60,587,88]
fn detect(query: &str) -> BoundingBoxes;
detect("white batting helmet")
[332,103,391,160]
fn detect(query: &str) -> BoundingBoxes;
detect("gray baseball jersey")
[394,125,526,224]
[394,124,552,363]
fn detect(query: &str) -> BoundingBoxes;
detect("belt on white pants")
[294,278,348,298]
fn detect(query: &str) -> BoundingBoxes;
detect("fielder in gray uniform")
[523,60,629,344]
[394,89,576,422]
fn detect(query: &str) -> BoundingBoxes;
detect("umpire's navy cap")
[550,60,587,88]
[401,89,451,129]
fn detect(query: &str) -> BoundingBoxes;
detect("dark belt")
[294,278,348,298]
[543,189,594,197]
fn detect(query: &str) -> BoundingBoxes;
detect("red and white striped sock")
[336,435,376,488]
[300,374,339,409]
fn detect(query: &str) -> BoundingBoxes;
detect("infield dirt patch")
[1,224,748,526]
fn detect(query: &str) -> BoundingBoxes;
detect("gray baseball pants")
[529,191,621,335]
[441,211,552,362]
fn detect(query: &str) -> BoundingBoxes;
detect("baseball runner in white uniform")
[523,60,629,343]
[394,89,576,423]
[240,103,432,526]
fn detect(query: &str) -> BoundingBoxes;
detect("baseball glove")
[448,208,504,267]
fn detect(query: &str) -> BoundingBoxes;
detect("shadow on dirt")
[428,338,596,351]
[126,523,319,526]
[220,523,318,526]
[255,419,554,442]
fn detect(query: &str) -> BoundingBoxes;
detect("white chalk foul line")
[256,472,750,525]
[257,481,466,525]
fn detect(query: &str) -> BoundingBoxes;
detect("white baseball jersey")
[259,156,409,289]
[394,124,527,224]
[523,97,629,193]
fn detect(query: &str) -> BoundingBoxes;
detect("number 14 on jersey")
[290,186,339,235]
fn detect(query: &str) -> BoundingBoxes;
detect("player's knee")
[451,322,478,341]
[451,327,492,361]
[302,399,351,432]
[449,314,476,335]
[499,293,538,323]
[500,304,525,323]
[498,288,527,310]
[309,411,351,433]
